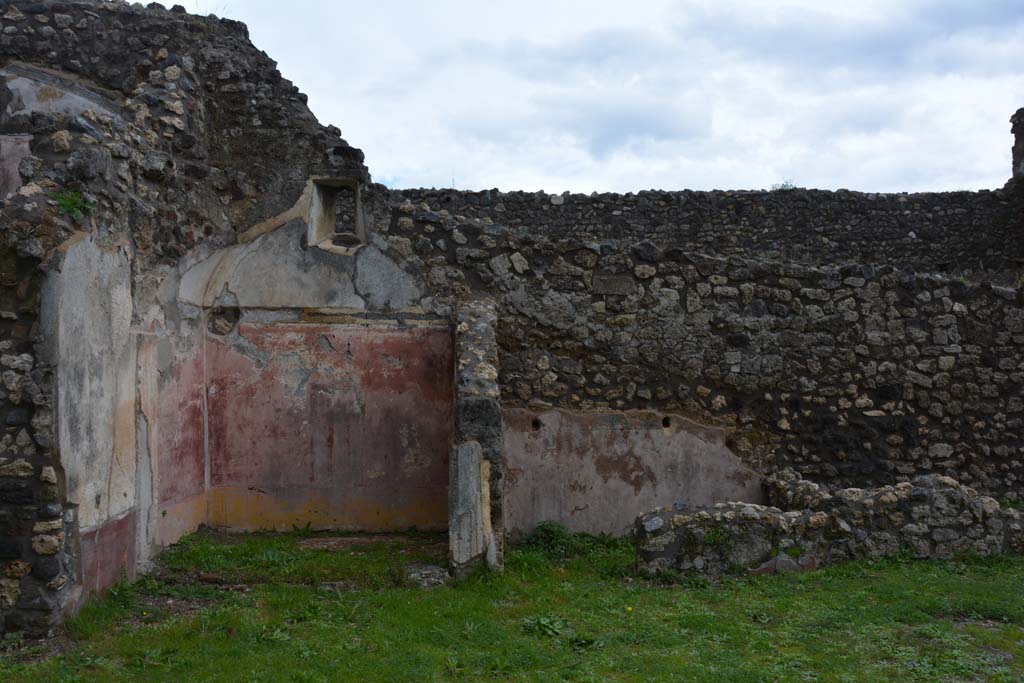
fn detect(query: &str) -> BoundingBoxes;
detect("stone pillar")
[1012,108,1024,180]
[449,298,504,578]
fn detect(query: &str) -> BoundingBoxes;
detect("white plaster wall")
[54,237,137,531]
[178,221,424,312]
[178,222,365,309]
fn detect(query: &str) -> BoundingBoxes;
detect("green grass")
[155,529,445,589]
[2,527,1023,682]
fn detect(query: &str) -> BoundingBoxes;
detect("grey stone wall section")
[386,185,1023,284]
[449,298,504,577]
[635,471,1024,580]
[0,183,64,636]
[379,194,1024,498]
[0,134,32,198]
[53,237,136,535]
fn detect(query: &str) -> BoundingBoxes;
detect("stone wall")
[383,186,1023,284]
[372,195,1024,497]
[0,0,366,258]
[635,470,1024,580]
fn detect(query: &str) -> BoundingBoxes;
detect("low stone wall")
[635,471,1024,580]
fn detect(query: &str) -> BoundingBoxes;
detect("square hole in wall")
[332,184,360,247]
[309,179,366,254]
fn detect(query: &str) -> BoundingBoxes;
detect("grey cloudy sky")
[167,0,1023,193]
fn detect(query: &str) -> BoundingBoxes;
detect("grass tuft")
[51,191,94,220]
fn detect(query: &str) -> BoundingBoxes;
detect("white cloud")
[163,0,1024,192]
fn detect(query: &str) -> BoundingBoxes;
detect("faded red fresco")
[79,511,136,596]
[204,323,453,531]
[155,350,206,507]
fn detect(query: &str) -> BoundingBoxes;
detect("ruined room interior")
[0,0,1021,636]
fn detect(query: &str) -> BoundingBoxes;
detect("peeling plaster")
[52,237,137,531]
[179,222,366,310]
[503,408,765,535]
[353,245,423,312]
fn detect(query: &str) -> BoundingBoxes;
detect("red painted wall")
[203,323,452,531]
[79,511,136,595]
[156,351,206,508]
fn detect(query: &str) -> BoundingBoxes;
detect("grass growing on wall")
[1,526,1023,682]
[50,191,94,220]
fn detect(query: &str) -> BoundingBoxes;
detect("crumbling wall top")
[1012,107,1024,180]
[1,0,368,244]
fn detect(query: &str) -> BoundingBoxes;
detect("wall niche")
[309,178,366,255]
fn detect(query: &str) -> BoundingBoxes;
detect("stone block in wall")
[454,397,503,459]
[0,134,32,198]
[635,503,838,580]
[763,468,833,510]
[592,273,636,296]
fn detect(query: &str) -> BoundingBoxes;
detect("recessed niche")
[207,306,240,335]
[332,184,360,247]
[309,178,366,255]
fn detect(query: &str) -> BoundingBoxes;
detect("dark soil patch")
[0,631,76,665]
[297,534,446,557]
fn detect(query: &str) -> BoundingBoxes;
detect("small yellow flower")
[626,607,633,612]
